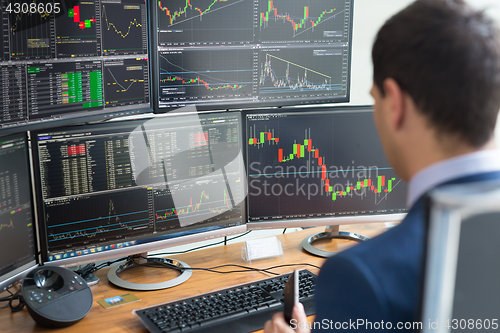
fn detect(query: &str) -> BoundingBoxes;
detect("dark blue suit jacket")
[313,171,500,331]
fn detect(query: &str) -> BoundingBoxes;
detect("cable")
[141,256,321,276]
[0,288,25,312]
[143,258,280,276]
[74,257,129,277]
[152,230,252,256]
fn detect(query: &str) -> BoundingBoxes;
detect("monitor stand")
[107,253,192,291]
[301,225,370,258]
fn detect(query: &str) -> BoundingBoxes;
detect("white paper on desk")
[246,237,282,260]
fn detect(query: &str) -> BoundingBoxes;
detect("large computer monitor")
[0,133,38,291]
[32,110,246,289]
[153,0,353,111]
[245,106,408,256]
[0,0,152,135]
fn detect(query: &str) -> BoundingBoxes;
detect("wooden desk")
[1,224,391,333]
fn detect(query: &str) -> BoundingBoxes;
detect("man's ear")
[382,78,405,131]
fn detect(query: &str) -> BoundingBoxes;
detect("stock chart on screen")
[34,112,245,259]
[0,0,150,132]
[156,0,353,110]
[246,108,408,222]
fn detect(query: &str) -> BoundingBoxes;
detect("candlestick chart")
[258,48,345,99]
[158,49,253,105]
[157,0,254,44]
[258,0,348,42]
[55,0,100,57]
[154,175,243,231]
[246,110,407,221]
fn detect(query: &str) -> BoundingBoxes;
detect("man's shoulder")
[317,201,428,321]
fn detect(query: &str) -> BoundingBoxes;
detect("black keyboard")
[133,269,316,333]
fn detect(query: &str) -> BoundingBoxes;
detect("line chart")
[107,68,143,93]
[102,5,142,38]
[258,48,345,100]
[8,7,52,59]
[44,189,151,251]
[158,49,253,103]
[101,0,148,55]
[157,0,254,44]
[104,58,149,107]
[260,53,333,92]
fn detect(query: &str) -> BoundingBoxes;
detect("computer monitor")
[153,0,353,111]
[0,0,152,135]
[32,109,246,290]
[245,106,408,256]
[0,133,38,291]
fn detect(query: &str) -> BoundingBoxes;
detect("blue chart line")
[48,199,148,242]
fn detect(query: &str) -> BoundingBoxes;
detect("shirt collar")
[407,149,500,207]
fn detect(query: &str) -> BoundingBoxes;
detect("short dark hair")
[372,0,500,147]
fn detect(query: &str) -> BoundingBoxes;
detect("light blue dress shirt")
[407,149,500,207]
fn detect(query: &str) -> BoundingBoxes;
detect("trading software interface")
[156,0,353,110]
[34,112,245,262]
[0,134,36,281]
[0,0,150,130]
[246,109,408,222]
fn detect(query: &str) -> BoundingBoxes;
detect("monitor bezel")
[243,104,408,230]
[0,0,154,138]
[151,0,354,113]
[0,132,39,291]
[31,110,247,268]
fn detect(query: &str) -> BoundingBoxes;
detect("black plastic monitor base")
[301,225,370,258]
[107,254,192,291]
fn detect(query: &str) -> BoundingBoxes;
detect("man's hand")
[263,303,311,333]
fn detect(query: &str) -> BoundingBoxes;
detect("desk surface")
[1,224,391,333]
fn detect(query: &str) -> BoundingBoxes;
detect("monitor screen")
[0,0,151,135]
[33,110,246,266]
[154,0,353,111]
[245,106,408,228]
[0,133,37,291]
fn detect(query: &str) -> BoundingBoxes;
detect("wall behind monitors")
[154,0,353,111]
[0,0,151,135]
[245,106,408,227]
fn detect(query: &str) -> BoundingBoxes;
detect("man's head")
[371,0,500,180]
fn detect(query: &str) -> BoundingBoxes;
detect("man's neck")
[404,138,497,182]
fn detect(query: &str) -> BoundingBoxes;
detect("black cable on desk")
[142,256,322,276]
[152,230,252,256]
[0,288,25,313]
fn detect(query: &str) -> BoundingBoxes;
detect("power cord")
[152,230,252,256]
[141,256,321,276]
[74,257,128,278]
[0,288,25,312]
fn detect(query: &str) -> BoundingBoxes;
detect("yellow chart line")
[102,5,142,38]
[266,54,331,79]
